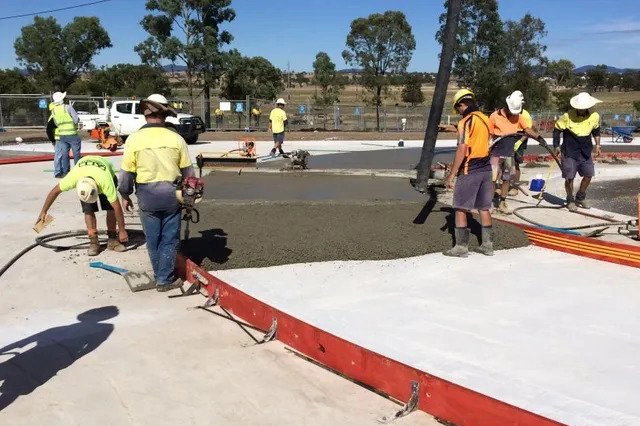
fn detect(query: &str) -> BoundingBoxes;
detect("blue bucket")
[529,178,545,192]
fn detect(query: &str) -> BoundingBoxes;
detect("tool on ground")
[284,150,310,170]
[89,260,156,292]
[33,214,54,233]
[176,176,205,241]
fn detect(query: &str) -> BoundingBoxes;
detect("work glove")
[535,135,548,147]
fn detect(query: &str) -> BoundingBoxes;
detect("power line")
[0,0,113,21]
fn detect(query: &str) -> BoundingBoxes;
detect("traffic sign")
[235,102,244,113]
[354,107,361,116]
[298,104,306,114]
[38,98,48,109]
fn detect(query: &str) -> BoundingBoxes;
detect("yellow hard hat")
[452,89,474,113]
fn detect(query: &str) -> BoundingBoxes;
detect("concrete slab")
[214,246,640,426]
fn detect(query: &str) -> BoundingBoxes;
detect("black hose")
[0,230,103,279]
[512,205,629,231]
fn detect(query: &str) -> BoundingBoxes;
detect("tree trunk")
[412,0,462,192]
[203,82,212,128]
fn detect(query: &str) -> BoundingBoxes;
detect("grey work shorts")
[561,156,595,179]
[272,132,285,144]
[453,170,493,211]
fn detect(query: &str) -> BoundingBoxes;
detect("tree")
[135,0,235,126]
[84,64,171,98]
[585,65,608,92]
[439,0,506,111]
[0,69,35,94]
[605,73,621,92]
[219,50,284,100]
[401,74,424,106]
[294,72,310,87]
[14,16,111,91]
[553,91,574,112]
[413,0,462,192]
[342,11,416,131]
[620,71,637,92]
[502,14,549,110]
[547,59,575,87]
[312,52,345,128]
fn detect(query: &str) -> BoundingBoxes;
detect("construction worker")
[46,102,59,145]
[251,106,261,127]
[214,107,224,128]
[444,89,494,257]
[49,91,81,178]
[488,91,546,214]
[510,103,534,196]
[269,98,288,157]
[553,92,602,212]
[118,94,194,292]
[36,156,128,256]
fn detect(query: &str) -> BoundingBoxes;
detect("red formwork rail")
[523,151,640,163]
[0,151,122,166]
[176,255,566,426]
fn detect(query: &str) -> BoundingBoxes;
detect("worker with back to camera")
[488,90,547,215]
[36,156,128,256]
[118,94,194,292]
[269,98,288,157]
[510,93,535,196]
[444,89,494,258]
[553,92,602,212]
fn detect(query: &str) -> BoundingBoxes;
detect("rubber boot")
[498,197,512,215]
[444,228,469,258]
[107,231,126,252]
[575,191,590,209]
[87,234,100,256]
[475,226,494,256]
[566,196,577,212]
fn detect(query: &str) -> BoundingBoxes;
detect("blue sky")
[1,0,639,72]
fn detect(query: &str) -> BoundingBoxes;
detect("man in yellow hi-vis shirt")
[269,98,288,157]
[36,156,128,256]
[118,94,194,292]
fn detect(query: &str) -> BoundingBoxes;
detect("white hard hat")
[52,91,67,104]
[276,98,286,105]
[506,90,524,114]
[76,177,99,204]
[570,92,601,110]
[140,94,177,117]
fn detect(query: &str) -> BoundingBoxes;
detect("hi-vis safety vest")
[458,111,491,175]
[51,104,77,136]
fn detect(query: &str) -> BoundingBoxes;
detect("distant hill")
[162,64,188,72]
[575,65,639,74]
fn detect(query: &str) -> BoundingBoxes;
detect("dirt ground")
[185,173,529,271]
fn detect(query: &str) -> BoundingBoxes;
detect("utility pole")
[411,0,462,192]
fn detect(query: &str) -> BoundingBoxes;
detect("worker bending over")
[445,89,494,257]
[489,91,546,214]
[36,156,128,256]
[553,92,602,212]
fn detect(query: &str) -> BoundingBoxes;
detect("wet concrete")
[587,178,639,217]
[0,149,49,158]
[190,173,529,271]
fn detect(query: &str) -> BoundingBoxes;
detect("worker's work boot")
[156,277,183,293]
[498,198,512,215]
[87,234,100,256]
[566,198,578,212]
[443,227,469,258]
[475,226,494,256]
[508,187,519,196]
[575,192,590,209]
[107,231,126,252]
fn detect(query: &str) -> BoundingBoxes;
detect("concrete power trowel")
[175,176,205,242]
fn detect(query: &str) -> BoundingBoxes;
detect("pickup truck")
[74,98,205,144]
[109,100,205,144]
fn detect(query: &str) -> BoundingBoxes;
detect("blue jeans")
[139,209,181,285]
[54,135,82,177]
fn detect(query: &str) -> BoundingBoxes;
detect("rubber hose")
[0,230,104,279]
[512,205,628,231]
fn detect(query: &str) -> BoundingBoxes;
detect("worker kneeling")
[36,156,128,256]
[444,89,494,257]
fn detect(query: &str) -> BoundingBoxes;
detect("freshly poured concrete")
[215,247,640,426]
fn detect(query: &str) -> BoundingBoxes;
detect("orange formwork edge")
[175,254,566,426]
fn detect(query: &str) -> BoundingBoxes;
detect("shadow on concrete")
[180,228,232,266]
[0,306,118,411]
[412,188,438,224]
